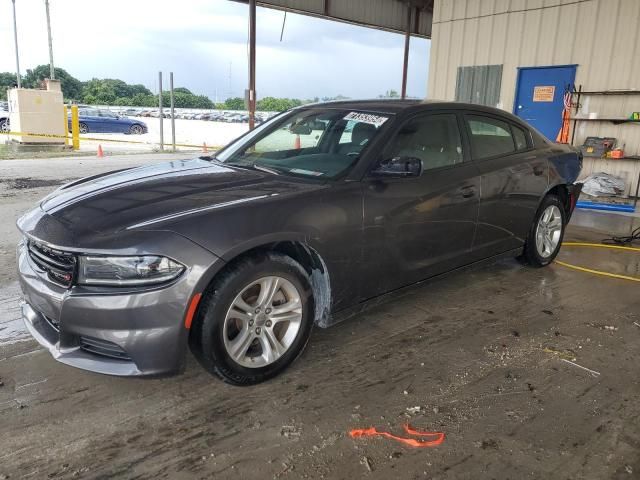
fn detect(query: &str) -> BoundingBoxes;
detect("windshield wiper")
[224,162,281,176]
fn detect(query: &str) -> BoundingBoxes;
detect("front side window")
[466,115,516,159]
[383,114,463,171]
[217,109,390,179]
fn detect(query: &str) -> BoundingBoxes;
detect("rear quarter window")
[512,125,530,151]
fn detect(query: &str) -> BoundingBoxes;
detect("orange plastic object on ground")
[349,424,445,448]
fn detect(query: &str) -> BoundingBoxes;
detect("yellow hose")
[555,242,640,283]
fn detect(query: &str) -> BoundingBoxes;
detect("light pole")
[11,0,22,88]
[44,0,55,79]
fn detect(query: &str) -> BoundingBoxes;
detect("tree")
[256,97,303,112]
[22,65,83,101]
[173,87,193,95]
[379,89,399,98]
[0,72,19,100]
[224,97,246,110]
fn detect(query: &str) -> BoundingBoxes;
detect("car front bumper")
[17,240,210,376]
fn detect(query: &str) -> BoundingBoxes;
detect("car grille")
[79,336,132,361]
[27,240,77,288]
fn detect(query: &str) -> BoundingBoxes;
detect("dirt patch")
[0,177,78,190]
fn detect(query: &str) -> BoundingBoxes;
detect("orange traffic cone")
[294,134,301,150]
[202,142,208,153]
[97,145,104,158]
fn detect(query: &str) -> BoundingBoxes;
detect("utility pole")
[44,0,55,79]
[158,71,164,151]
[169,72,176,152]
[248,0,256,129]
[11,0,22,88]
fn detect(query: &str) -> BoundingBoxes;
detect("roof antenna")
[280,11,287,42]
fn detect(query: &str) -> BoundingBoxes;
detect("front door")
[514,65,576,141]
[362,112,480,297]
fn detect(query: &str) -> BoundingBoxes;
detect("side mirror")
[289,123,312,135]
[371,156,423,177]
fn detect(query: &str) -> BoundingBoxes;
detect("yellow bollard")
[63,105,69,147]
[71,105,80,150]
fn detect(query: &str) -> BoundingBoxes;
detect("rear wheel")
[129,124,144,135]
[79,122,89,134]
[191,253,314,385]
[0,118,9,132]
[523,194,566,267]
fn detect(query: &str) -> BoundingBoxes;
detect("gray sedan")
[16,100,582,385]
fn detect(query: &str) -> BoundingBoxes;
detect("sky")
[1,0,430,101]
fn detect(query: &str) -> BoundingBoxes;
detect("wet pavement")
[0,156,639,479]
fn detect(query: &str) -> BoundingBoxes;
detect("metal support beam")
[401,5,412,99]
[11,0,21,88]
[248,0,257,130]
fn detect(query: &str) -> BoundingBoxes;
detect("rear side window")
[466,115,515,159]
[512,125,529,151]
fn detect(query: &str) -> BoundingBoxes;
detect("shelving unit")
[569,86,640,145]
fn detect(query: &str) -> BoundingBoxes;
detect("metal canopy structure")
[232,0,433,38]
[231,0,434,129]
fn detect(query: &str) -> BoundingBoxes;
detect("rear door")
[98,110,124,133]
[81,108,102,132]
[362,111,480,297]
[463,113,548,258]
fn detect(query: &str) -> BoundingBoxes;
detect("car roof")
[298,98,518,118]
[298,99,533,130]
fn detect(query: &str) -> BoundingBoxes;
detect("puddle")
[558,246,640,278]
[0,177,78,190]
[0,282,30,346]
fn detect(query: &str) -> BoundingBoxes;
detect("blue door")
[513,65,576,141]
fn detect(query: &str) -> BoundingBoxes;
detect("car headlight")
[78,256,185,286]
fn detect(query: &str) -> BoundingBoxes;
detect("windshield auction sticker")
[344,112,388,128]
[290,168,324,176]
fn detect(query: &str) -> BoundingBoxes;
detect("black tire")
[0,118,9,133]
[522,194,566,267]
[79,122,89,134]
[129,124,144,135]
[190,252,314,385]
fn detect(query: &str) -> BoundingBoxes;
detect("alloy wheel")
[535,205,562,258]
[223,276,303,368]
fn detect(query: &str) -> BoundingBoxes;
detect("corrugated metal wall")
[428,0,640,158]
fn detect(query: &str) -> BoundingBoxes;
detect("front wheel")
[79,122,89,134]
[191,253,314,385]
[523,194,566,267]
[0,118,9,133]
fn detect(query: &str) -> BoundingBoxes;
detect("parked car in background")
[69,108,148,134]
[0,113,9,133]
[17,100,582,385]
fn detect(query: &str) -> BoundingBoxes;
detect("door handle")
[459,185,476,198]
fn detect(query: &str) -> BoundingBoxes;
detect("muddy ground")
[1,154,639,479]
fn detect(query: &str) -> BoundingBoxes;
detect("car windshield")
[215,108,391,179]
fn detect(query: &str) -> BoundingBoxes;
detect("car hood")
[34,158,324,236]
